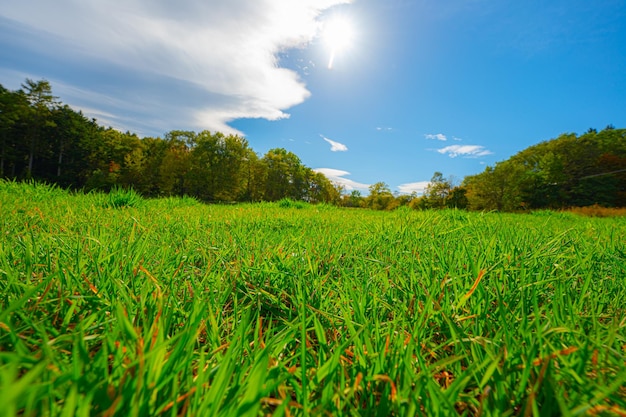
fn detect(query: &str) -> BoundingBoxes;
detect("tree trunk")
[0,133,5,178]
[57,137,64,177]
[28,134,35,178]
[27,121,37,179]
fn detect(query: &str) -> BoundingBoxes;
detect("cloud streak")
[314,168,369,190]
[437,145,493,158]
[425,133,447,141]
[397,181,430,195]
[0,0,351,136]
[322,135,348,152]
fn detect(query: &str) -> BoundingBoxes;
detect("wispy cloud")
[0,0,351,136]
[376,126,393,132]
[397,181,430,195]
[322,135,348,152]
[314,168,369,190]
[437,145,493,158]
[425,133,447,141]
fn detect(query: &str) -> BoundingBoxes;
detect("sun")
[322,16,355,69]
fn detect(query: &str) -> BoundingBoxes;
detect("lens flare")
[322,16,355,69]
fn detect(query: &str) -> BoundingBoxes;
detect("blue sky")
[1,0,625,194]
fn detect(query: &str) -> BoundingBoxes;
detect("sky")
[1,0,625,195]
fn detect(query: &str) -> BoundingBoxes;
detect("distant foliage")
[464,128,626,211]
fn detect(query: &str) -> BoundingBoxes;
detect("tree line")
[358,127,626,212]
[2,79,624,210]
[463,127,626,210]
[0,79,342,204]
[335,126,626,212]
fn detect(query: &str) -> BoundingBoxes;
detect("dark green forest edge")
[2,79,625,211]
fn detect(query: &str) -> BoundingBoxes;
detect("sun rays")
[321,15,355,69]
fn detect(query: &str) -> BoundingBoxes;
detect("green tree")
[394,192,416,208]
[187,131,250,201]
[21,79,59,178]
[45,106,96,185]
[159,142,191,196]
[422,172,452,209]
[342,190,363,208]
[119,146,146,190]
[365,182,394,210]
[306,170,342,204]
[597,153,626,206]
[262,148,307,201]
[241,149,267,202]
[447,186,468,209]
[464,162,525,211]
[84,128,143,190]
[139,137,170,196]
[0,85,27,178]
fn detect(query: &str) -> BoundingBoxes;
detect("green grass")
[1,180,625,416]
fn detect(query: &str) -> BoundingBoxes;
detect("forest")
[464,126,626,211]
[0,79,342,204]
[1,78,625,211]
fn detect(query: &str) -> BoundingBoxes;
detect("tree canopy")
[464,128,626,210]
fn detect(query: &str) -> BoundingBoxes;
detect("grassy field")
[1,181,625,416]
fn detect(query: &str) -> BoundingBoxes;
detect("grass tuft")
[277,198,308,209]
[105,187,143,208]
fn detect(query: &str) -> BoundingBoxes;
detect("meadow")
[1,181,625,416]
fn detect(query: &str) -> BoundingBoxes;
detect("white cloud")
[437,145,493,158]
[314,168,369,190]
[322,135,348,152]
[425,133,447,141]
[0,0,351,136]
[397,181,430,195]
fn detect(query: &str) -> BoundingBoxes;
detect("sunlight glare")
[322,16,355,69]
